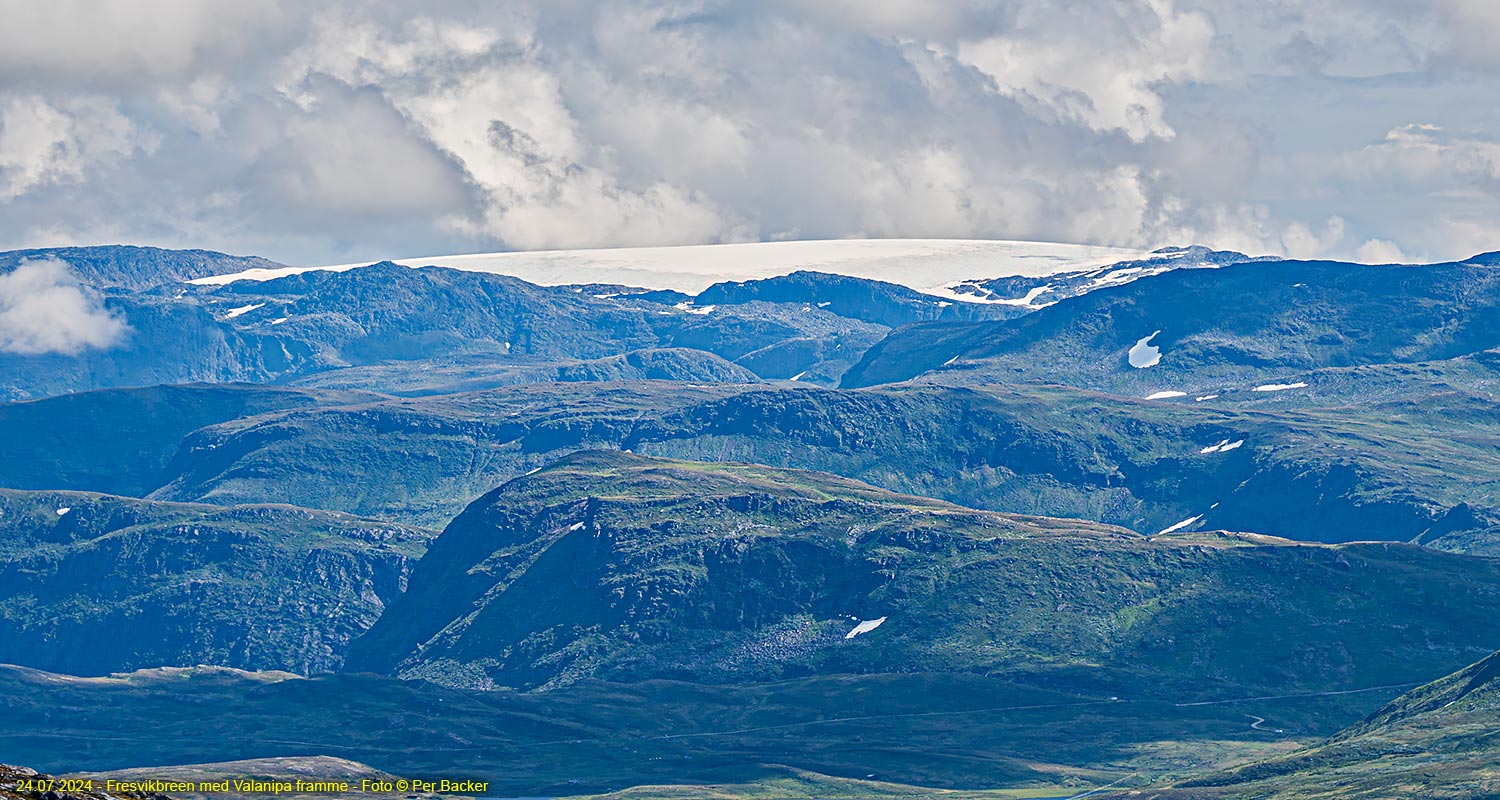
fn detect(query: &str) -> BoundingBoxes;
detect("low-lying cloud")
[0,257,128,354]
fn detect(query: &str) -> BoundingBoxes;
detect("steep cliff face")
[0,490,434,675]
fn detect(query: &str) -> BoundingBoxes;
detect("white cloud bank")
[0,258,128,354]
[0,0,1495,265]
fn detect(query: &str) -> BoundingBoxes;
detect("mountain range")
[4,240,1500,799]
[844,256,1500,395]
[6,379,1494,545]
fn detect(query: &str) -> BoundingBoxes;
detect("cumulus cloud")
[1354,238,1408,263]
[955,0,1214,141]
[0,0,292,88]
[1282,216,1346,260]
[0,258,128,354]
[0,0,1495,264]
[235,81,478,234]
[0,95,146,200]
[1349,124,1500,192]
[276,11,749,250]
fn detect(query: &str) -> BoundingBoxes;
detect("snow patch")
[1195,394,1219,402]
[789,371,807,382]
[567,521,585,532]
[1158,515,1202,535]
[55,507,71,516]
[942,355,960,366]
[270,317,288,325]
[1200,439,1245,454]
[817,301,831,308]
[222,302,264,319]
[1128,331,1162,368]
[1145,390,1186,400]
[1090,268,1144,287]
[990,283,1056,307]
[845,616,888,639]
[674,301,715,315]
[1252,382,1309,392]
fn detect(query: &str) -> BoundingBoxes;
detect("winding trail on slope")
[1246,714,1288,733]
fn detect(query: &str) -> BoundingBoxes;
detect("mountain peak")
[0,245,284,290]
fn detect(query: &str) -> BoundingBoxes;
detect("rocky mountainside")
[0,490,432,675]
[0,245,284,290]
[946,245,1272,306]
[0,250,934,399]
[347,451,1500,695]
[2,243,1288,402]
[1,764,172,800]
[694,270,1027,327]
[14,244,1500,403]
[843,258,1500,395]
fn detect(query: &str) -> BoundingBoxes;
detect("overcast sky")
[0,0,1495,266]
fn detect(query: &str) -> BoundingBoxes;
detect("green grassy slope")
[347,451,1500,699]
[0,489,432,676]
